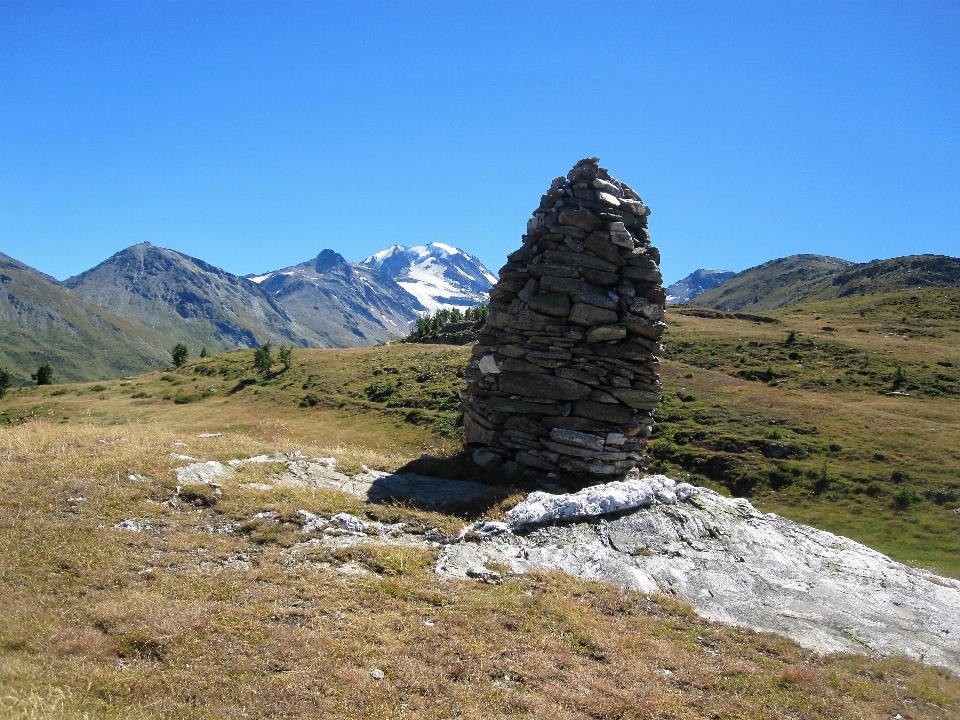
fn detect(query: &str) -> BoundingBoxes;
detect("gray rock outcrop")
[462,158,666,478]
[439,481,960,674]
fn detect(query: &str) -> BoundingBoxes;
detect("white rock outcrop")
[439,481,960,674]
[175,460,236,485]
[505,474,696,526]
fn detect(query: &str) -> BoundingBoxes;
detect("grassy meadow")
[659,286,960,576]
[1,286,959,717]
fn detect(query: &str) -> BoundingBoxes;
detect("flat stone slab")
[438,484,960,674]
[276,461,496,507]
[175,460,235,485]
[174,454,499,508]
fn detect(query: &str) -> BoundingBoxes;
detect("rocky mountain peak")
[666,268,735,304]
[314,249,349,274]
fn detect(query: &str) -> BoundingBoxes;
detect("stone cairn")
[462,158,666,479]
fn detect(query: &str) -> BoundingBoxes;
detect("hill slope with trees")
[0,251,172,384]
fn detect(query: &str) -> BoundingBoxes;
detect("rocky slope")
[362,243,496,312]
[168,449,960,675]
[249,250,426,346]
[0,251,171,382]
[690,255,854,312]
[666,269,734,304]
[692,253,960,312]
[439,478,960,674]
[64,243,318,352]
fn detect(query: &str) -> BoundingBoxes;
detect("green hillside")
[689,254,854,311]
[0,252,173,384]
[2,297,960,716]
[662,285,960,574]
[692,253,960,312]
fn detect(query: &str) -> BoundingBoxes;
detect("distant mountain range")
[0,250,171,383]
[666,269,735,305]
[248,249,426,347]
[3,241,959,386]
[0,242,495,384]
[64,243,312,352]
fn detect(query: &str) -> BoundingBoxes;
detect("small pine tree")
[277,345,293,370]
[0,366,11,398]
[199,347,209,358]
[404,303,488,343]
[786,329,798,345]
[892,364,907,390]
[32,363,53,386]
[812,459,832,494]
[253,342,273,376]
[171,343,188,367]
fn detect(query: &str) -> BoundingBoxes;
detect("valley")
[2,262,959,718]
[0,242,495,385]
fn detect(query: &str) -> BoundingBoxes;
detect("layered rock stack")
[462,158,666,479]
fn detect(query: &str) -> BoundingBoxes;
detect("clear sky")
[2,1,959,286]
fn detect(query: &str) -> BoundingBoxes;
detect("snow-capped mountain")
[247,250,426,346]
[666,269,735,305]
[362,243,496,312]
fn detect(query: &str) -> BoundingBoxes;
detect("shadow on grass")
[364,452,522,520]
[228,377,259,394]
[388,449,605,518]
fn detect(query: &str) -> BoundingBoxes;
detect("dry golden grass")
[0,344,469,460]
[1,331,959,715]
[1,417,959,718]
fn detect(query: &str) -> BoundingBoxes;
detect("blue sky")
[2,1,958,286]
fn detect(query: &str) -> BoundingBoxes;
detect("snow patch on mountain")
[666,269,735,305]
[242,250,425,346]
[362,243,495,313]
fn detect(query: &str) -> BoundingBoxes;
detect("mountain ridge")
[691,253,960,312]
[666,268,735,304]
[249,249,428,346]
[64,243,315,351]
[7,243,959,384]
[0,250,172,383]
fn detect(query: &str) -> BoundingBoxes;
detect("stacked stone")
[462,158,666,479]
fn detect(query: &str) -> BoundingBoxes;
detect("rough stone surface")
[472,448,503,469]
[438,480,960,674]
[274,456,497,508]
[463,158,667,478]
[504,474,694,525]
[175,460,236,485]
[164,451,960,675]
